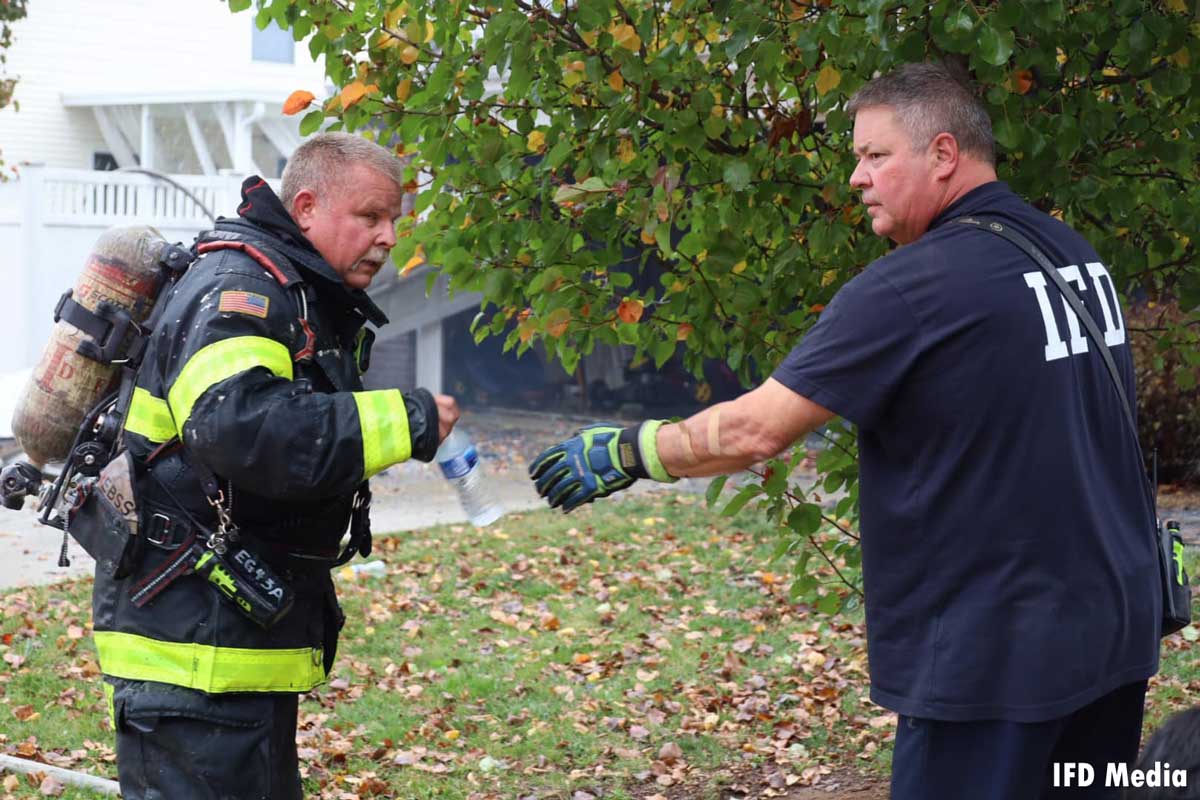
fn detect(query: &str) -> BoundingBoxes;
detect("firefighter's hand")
[435,394,460,444]
[528,425,636,512]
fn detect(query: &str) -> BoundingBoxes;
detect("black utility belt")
[68,484,294,629]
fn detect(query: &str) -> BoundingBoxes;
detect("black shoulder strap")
[953,216,1138,436]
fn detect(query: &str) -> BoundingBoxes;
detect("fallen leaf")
[658,741,684,763]
[39,776,64,797]
[13,704,39,721]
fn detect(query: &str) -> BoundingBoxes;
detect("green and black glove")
[528,420,676,512]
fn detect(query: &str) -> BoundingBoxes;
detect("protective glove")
[528,420,675,512]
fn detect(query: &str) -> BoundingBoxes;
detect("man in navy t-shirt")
[530,62,1160,798]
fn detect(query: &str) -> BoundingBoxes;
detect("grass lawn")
[0,491,1197,799]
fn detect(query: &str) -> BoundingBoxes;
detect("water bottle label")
[438,446,478,479]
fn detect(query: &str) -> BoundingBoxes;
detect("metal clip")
[205,489,237,554]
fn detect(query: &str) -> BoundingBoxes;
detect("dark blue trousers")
[891,680,1148,800]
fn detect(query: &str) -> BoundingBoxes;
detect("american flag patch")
[218,291,270,318]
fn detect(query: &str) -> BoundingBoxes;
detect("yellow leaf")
[617,298,644,324]
[1169,47,1190,67]
[608,70,625,91]
[612,23,641,51]
[385,3,409,28]
[401,44,420,65]
[282,89,315,116]
[815,64,841,96]
[396,78,413,103]
[425,20,436,42]
[444,729,460,741]
[401,245,425,276]
[640,227,657,245]
[546,308,571,338]
[1168,0,1187,11]
[821,269,838,287]
[732,260,747,274]
[340,80,368,109]
[617,138,636,164]
[527,130,546,153]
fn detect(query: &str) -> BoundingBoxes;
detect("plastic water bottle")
[435,428,502,527]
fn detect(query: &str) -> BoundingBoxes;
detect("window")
[251,19,294,64]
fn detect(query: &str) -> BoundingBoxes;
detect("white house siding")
[0,0,327,171]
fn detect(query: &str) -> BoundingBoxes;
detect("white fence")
[0,166,259,373]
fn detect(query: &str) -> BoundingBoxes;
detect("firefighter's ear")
[291,189,319,232]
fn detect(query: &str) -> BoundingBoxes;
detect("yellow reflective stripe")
[94,631,325,693]
[124,387,176,443]
[167,336,293,435]
[352,389,411,479]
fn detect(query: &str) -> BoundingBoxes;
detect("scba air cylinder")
[11,226,168,466]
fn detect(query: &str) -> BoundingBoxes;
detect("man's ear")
[291,189,318,232]
[930,132,959,180]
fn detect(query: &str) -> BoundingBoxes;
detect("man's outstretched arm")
[655,378,835,477]
[529,378,835,511]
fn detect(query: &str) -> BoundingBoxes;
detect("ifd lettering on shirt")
[1024,261,1126,361]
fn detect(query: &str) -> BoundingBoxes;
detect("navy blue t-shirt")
[773,182,1160,722]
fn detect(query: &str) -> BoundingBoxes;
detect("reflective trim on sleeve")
[639,419,677,483]
[94,630,326,693]
[124,387,177,443]
[352,389,411,479]
[167,336,293,436]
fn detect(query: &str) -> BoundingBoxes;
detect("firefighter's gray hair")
[281,132,405,208]
[846,62,995,165]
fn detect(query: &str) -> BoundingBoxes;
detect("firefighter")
[94,132,458,799]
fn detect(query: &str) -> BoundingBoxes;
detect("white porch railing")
[0,166,264,372]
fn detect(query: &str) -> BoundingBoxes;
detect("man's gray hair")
[846,62,995,165]
[280,132,405,208]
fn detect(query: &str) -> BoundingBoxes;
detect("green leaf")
[721,484,762,516]
[228,0,251,11]
[705,475,728,508]
[299,110,324,136]
[723,161,751,192]
[787,503,823,535]
[977,25,1014,66]
[816,592,842,615]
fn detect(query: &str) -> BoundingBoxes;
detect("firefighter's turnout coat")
[94,177,439,695]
